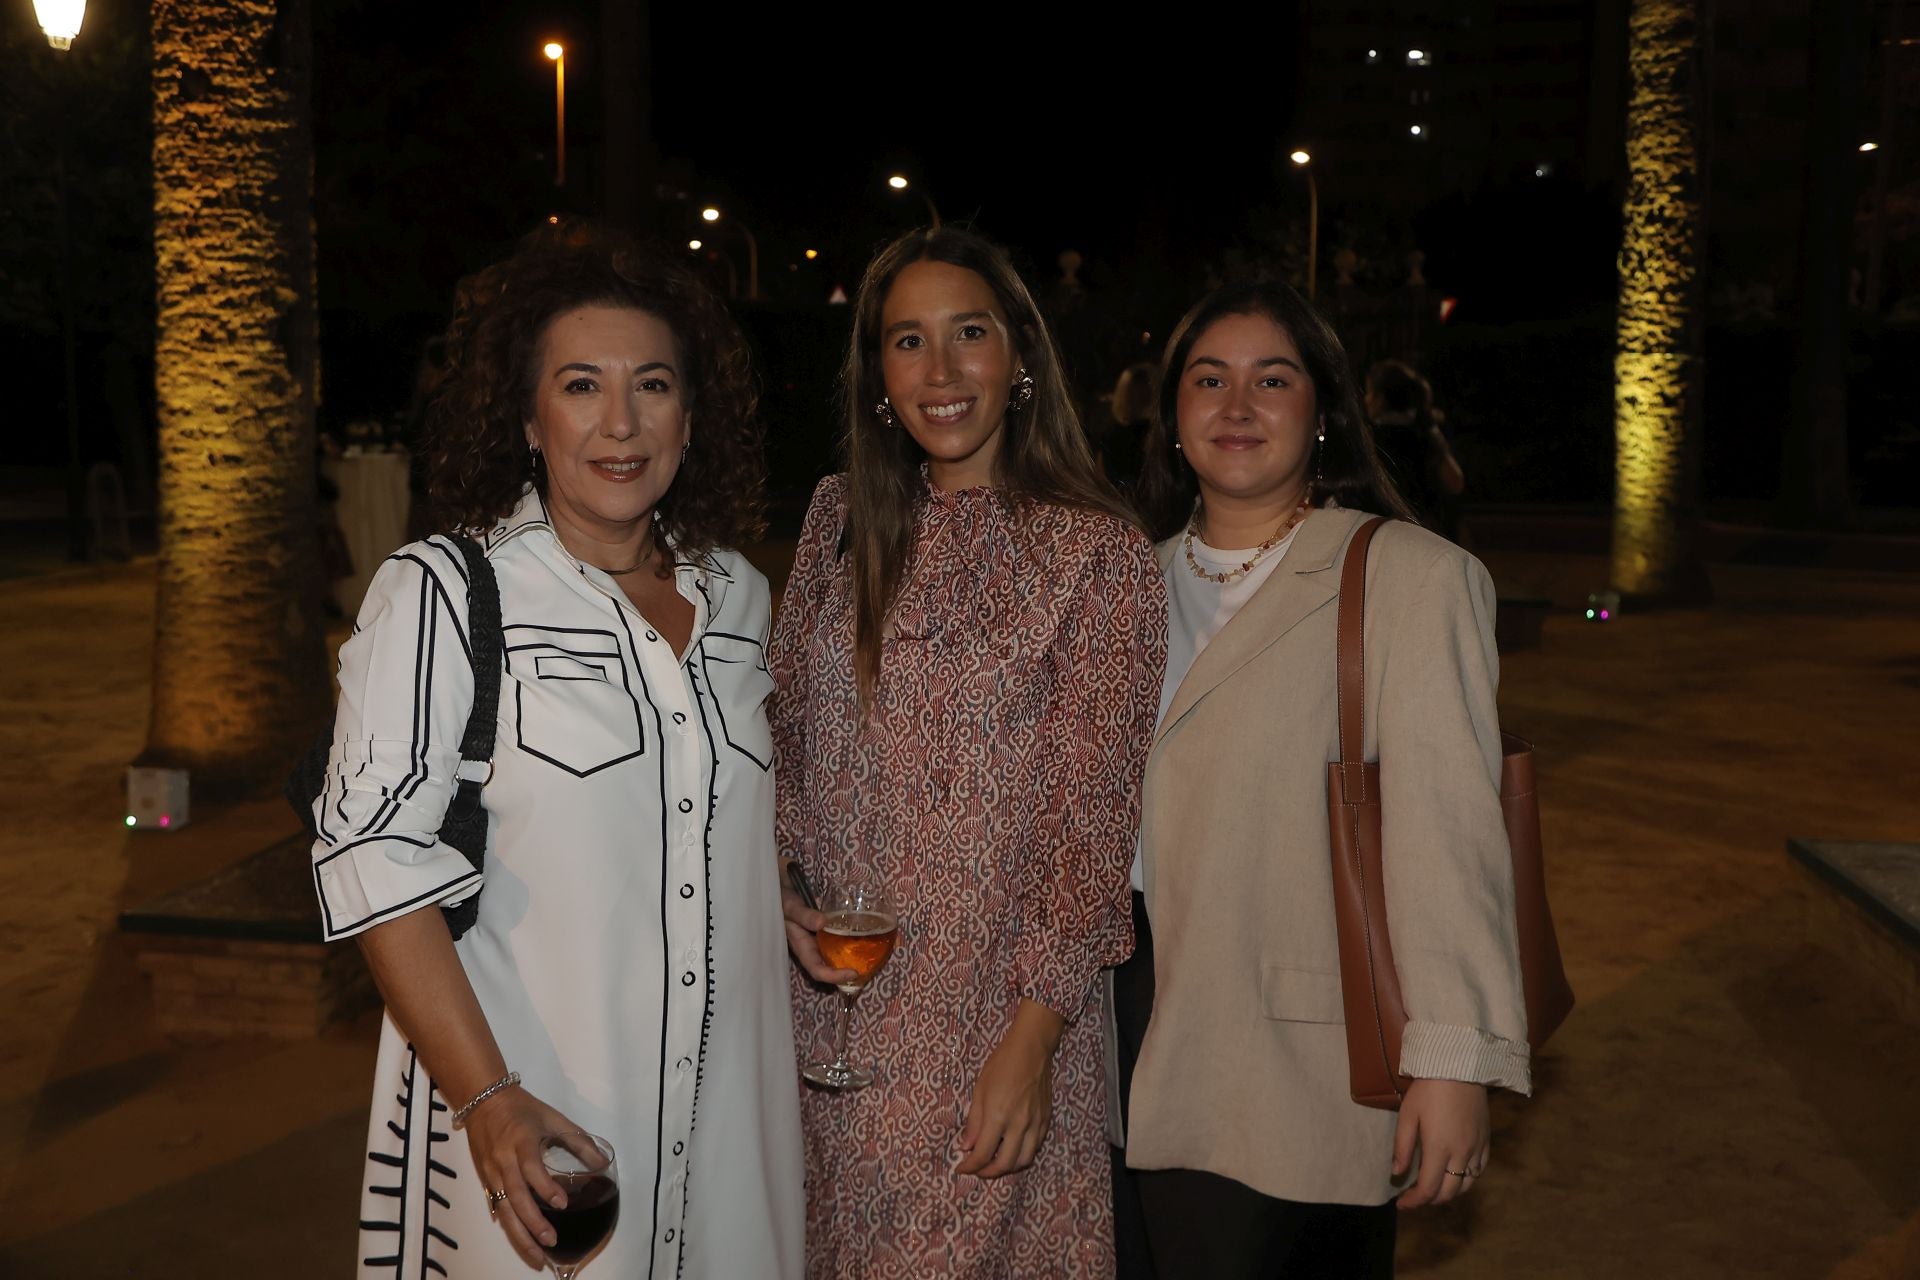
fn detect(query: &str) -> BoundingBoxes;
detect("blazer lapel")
[1154,507,1366,745]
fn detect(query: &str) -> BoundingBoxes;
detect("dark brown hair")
[424,221,765,557]
[841,225,1136,703]
[1136,277,1415,541]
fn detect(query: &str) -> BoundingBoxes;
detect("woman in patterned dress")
[769,226,1167,1278]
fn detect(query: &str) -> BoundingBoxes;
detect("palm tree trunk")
[145,0,328,792]
[1611,0,1712,604]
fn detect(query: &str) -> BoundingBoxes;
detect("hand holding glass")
[801,881,899,1091]
[537,1132,619,1279]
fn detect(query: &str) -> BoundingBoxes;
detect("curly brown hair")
[423,221,765,556]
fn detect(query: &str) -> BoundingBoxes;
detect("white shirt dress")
[311,489,804,1279]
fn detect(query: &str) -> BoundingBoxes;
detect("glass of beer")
[801,880,899,1091]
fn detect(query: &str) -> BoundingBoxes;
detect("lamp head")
[34,0,86,49]
[887,175,909,190]
[543,41,564,60]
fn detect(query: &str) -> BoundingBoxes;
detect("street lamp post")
[544,41,565,187]
[701,206,758,301]
[35,0,87,561]
[1290,149,1318,302]
[887,174,941,228]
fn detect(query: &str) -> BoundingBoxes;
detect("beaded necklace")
[1182,501,1312,585]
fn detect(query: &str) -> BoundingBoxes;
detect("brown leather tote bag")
[1326,517,1574,1110]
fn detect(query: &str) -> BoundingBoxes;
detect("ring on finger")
[486,1187,509,1216]
[1446,1168,1473,1177]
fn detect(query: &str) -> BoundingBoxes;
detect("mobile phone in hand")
[785,859,819,911]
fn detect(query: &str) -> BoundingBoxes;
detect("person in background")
[772,224,1166,1278]
[310,223,803,1279]
[1364,358,1465,543]
[1099,361,1158,496]
[1112,278,1530,1278]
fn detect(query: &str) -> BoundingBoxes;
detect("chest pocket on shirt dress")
[698,633,774,771]
[508,626,645,777]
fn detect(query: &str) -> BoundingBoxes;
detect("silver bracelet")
[451,1070,521,1130]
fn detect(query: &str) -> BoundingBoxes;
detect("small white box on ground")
[126,766,190,830]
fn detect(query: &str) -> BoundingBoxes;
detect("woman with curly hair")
[771,225,1166,1276]
[310,223,802,1278]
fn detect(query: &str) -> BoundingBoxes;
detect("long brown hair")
[840,226,1135,703]
[1136,277,1415,541]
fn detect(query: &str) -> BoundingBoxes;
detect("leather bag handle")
[1335,517,1389,793]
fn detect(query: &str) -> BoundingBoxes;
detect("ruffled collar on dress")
[914,462,1014,520]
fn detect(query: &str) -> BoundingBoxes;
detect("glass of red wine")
[538,1132,619,1279]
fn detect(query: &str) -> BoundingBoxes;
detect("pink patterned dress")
[771,473,1167,1278]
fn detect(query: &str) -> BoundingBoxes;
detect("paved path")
[0,549,1916,1276]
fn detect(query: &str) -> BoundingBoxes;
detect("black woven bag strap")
[450,535,502,765]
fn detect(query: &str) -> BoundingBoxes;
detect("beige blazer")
[1111,507,1530,1207]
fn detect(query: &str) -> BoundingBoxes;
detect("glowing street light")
[688,239,703,250]
[544,41,565,186]
[804,248,819,260]
[885,174,941,227]
[1290,148,1318,301]
[1859,140,1880,152]
[34,0,85,48]
[700,206,758,300]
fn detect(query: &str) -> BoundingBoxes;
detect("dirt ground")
[0,546,1916,1277]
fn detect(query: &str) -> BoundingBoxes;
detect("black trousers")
[1111,892,1398,1280]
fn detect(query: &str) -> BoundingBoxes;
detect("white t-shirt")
[1132,525,1300,891]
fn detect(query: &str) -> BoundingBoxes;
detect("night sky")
[310,0,1305,310]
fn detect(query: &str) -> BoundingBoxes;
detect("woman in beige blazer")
[1108,279,1531,1278]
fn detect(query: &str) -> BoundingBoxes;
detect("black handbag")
[286,535,503,940]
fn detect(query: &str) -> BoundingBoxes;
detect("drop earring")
[1010,368,1036,410]
[875,396,899,428]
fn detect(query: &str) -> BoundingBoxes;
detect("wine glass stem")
[832,989,857,1071]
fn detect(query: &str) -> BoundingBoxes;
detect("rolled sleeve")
[312,539,487,942]
[1401,1020,1531,1094]
[1012,528,1168,1020]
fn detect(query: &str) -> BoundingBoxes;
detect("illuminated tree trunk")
[1611,0,1711,603]
[145,0,328,791]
